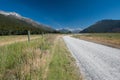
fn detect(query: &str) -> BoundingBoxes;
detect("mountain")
[0,11,56,35]
[57,28,82,33]
[57,28,71,33]
[71,28,82,33]
[80,19,120,33]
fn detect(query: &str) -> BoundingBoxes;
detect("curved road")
[63,36,120,80]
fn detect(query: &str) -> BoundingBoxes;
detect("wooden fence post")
[28,30,30,42]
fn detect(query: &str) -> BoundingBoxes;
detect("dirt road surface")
[63,36,120,80]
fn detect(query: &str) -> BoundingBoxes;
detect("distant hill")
[0,11,56,35]
[80,19,120,33]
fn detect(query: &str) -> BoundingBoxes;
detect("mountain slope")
[0,11,55,35]
[81,20,120,33]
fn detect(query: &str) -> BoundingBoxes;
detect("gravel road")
[63,36,120,80]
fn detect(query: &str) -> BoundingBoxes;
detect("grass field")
[73,33,120,48]
[0,35,41,46]
[0,34,82,80]
[47,36,82,80]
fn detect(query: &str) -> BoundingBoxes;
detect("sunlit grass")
[47,38,82,80]
[0,35,52,80]
[73,33,120,48]
[0,35,40,46]
[0,34,82,80]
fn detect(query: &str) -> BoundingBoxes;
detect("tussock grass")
[0,35,53,80]
[0,34,82,80]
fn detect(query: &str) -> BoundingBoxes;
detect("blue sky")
[0,0,120,29]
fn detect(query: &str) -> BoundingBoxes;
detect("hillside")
[0,11,56,35]
[80,20,120,33]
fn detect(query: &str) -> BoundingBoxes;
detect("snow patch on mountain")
[0,10,22,18]
[0,10,47,27]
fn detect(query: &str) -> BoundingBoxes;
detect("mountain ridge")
[80,19,120,33]
[0,10,56,35]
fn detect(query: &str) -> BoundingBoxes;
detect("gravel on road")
[63,36,120,80]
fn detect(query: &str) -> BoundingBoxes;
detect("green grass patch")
[47,38,82,80]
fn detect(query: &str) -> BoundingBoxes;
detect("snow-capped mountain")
[0,10,52,29]
[0,10,55,35]
[57,28,82,33]
[0,10,34,23]
[71,28,82,33]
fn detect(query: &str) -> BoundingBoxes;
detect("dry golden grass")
[73,33,120,48]
[0,34,82,80]
[0,35,40,46]
[0,34,55,80]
